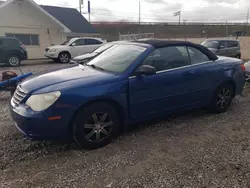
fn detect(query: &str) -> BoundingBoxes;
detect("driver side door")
[129,46,197,120]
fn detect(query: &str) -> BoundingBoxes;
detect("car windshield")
[86,44,146,73]
[61,38,75,45]
[61,40,70,45]
[201,40,219,49]
[93,43,114,54]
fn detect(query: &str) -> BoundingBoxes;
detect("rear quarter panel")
[215,57,245,95]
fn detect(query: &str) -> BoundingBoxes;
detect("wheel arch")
[58,51,71,59]
[6,51,21,59]
[218,79,236,96]
[69,98,126,134]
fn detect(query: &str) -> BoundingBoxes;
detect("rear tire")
[7,55,20,67]
[209,83,234,113]
[72,103,120,149]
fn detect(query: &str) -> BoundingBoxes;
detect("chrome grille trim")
[12,86,28,105]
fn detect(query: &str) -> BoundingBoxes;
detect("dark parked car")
[201,39,241,59]
[0,37,28,66]
[10,40,246,149]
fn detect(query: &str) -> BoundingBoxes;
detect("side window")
[227,41,238,48]
[6,39,19,47]
[187,47,210,65]
[73,39,85,46]
[75,39,85,46]
[143,46,191,72]
[219,41,227,49]
[85,39,103,45]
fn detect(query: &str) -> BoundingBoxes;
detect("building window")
[5,33,39,45]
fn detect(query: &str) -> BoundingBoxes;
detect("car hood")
[20,65,116,93]
[47,45,67,50]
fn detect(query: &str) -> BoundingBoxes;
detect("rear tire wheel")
[72,103,120,149]
[209,83,234,113]
[7,55,20,67]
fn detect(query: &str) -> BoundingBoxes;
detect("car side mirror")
[71,43,76,46]
[135,65,156,76]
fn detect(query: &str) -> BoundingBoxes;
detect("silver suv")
[201,39,241,59]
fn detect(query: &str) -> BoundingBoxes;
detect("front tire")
[7,55,20,67]
[72,103,120,149]
[58,52,70,63]
[209,83,234,113]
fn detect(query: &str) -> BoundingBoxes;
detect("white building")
[0,0,99,59]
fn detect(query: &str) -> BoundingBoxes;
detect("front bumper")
[10,102,72,141]
[20,51,28,60]
[44,51,58,59]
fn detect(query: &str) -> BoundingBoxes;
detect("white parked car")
[44,37,106,63]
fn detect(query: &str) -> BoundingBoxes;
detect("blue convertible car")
[10,40,246,149]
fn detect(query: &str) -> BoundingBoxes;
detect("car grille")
[12,86,28,105]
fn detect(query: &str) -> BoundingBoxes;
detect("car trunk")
[216,56,244,67]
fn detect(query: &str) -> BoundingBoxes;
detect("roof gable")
[40,5,97,34]
[0,0,97,34]
[0,0,71,32]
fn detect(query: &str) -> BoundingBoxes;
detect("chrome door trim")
[129,61,214,79]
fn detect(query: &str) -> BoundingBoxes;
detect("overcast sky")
[33,0,250,23]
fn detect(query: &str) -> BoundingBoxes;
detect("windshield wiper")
[87,64,104,71]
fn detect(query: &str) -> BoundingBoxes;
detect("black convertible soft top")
[134,39,218,61]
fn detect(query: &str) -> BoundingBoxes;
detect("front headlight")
[25,91,61,112]
[48,49,57,52]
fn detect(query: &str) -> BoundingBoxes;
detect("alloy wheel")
[216,87,232,109]
[60,54,69,63]
[84,112,113,142]
[9,56,20,66]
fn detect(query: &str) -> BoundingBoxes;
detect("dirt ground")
[1,62,250,188]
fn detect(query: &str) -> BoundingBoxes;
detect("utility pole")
[247,8,249,25]
[226,20,228,37]
[174,11,181,25]
[88,0,91,23]
[139,1,141,25]
[79,0,83,15]
[179,11,181,25]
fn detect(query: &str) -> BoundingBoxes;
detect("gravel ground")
[1,62,250,188]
